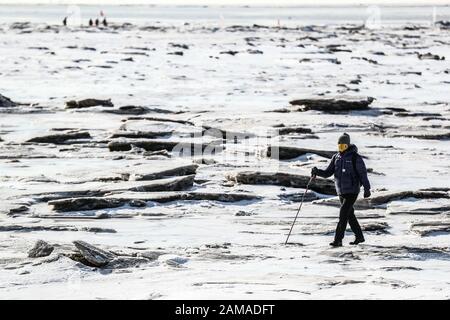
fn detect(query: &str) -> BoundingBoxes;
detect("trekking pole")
[285,175,315,245]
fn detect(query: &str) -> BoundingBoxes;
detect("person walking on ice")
[311,133,371,247]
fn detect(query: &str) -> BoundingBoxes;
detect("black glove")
[311,167,319,177]
[364,189,371,198]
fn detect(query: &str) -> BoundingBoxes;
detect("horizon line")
[1,2,450,6]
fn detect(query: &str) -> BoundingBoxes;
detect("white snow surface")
[0,5,450,299]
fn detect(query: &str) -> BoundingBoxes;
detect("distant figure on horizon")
[63,16,67,26]
[99,10,107,27]
[95,18,100,27]
[89,19,93,27]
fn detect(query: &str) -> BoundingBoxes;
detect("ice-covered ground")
[0,5,449,299]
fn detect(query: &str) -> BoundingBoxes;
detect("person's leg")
[334,195,354,243]
[348,205,364,240]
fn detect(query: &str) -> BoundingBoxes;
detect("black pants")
[334,194,364,242]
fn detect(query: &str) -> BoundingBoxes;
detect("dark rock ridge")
[73,240,116,267]
[70,241,154,269]
[273,125,313,135]
[125,116,194,126]
[292,221,388,236]
[50,198,124,212]
[169,43,189,50]
[435,20,450,29]
[108,139,223,154]
[132,165,198,181]
[420,187,450,192]
[277,127,312,135]
[389,204,450,215]
[80,227,117,233]
[66,99,113,109]
[31,175,196,202]
[417,53,445,60]
[0,225,116,233]
[392,131,450,140]
[228,171,336,195]
[289,96,374,113]
[127,175,195,192]
[411,222,450,236]
[314,190,450,209]
[49,191,261,212]
[368,245,450,261]
[267,145,335,160]
[201,125,255,140]
[279,191,319,202]
[220,50,239,56]
[361,222,390,234]
[351,56,378,64]
[8,205,29,215]
[394,112,441,118]
[104,106,179,115]
[168,51,184,56]
[0,94,18,108]
[28,240,54,258]
[248,49,263,54]
[26,131,91,144]
[109,130,173,139]
[9,22,32,30]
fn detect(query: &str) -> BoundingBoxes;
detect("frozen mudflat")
[0,5,450,299]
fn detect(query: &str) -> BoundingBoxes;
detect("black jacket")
[315,144,371,195]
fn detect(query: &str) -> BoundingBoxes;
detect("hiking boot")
[329,241,342,247]
[350,238,365,245]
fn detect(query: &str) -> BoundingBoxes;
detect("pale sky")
[1,0,449,5]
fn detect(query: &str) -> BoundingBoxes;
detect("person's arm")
[313,155,335,178]
[356,155,371,191]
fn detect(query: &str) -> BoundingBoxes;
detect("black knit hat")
[338,133,350,145]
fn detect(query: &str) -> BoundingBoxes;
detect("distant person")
[95,18,100,27]
[311,133,371,247]
[89,19,93,27]
[63,16,67,26]
[102,18,108,27]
